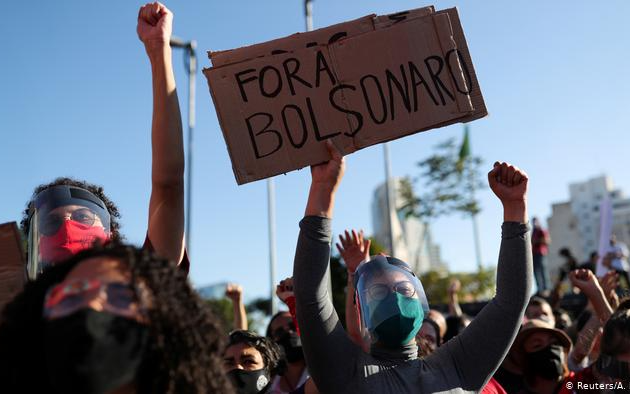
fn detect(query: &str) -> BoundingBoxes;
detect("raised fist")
[276,277,295,304]
[225,283,243,302]
[569,269,599,296]
[137,2,173,47]
[488,162,528,205]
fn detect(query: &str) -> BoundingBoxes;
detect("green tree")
[420,267,496,304]
[399,130,486,271]
[205,298,234,332]
[205,298,263,334]
[399,138,484,220]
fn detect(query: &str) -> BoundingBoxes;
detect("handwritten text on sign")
[204,7,486,184]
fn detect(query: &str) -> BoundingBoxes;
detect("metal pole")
[170,37,197,254]
[186,42,197,253]
[383,143,397,256]
[267,179,278,316]
[472,212,482,271]
[302,0,335,301]
[305,0,313,31]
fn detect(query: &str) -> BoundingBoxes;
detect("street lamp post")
[170,37,197,253]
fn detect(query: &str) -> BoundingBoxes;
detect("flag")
[456,124,470,173]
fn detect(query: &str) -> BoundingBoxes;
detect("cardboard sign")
[204,6,487,185]
[0,222,25,316]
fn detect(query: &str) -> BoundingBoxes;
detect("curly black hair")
[20,177,123,242]
[226,330,285,378]
[0,243,234,394]
[601,308,630,357]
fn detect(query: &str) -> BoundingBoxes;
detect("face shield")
[27,185,111,279]
[354,255,429,347]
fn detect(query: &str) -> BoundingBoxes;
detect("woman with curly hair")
[0,243,233,394]
[21,2,187,278]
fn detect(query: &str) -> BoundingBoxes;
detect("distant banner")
[204,6,487,184]
[596,197,613,277]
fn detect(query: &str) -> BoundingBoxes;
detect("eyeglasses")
[366,281,416,301]
[39,207,100,236]
[43,278,148,322]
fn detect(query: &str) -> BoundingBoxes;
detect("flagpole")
[383,143,397,257]
[267,179,278,316]
[460,125,483,271]
[472,194,483,272]
[303,0,334,300]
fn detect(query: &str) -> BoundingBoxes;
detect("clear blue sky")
[1,1,629,302]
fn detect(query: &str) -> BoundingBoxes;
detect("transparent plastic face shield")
[354,255,429,333]
[27,185,111,279]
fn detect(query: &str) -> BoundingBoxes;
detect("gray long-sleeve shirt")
[293,216,532,394]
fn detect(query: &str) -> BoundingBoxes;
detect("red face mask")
[39,220,110,264]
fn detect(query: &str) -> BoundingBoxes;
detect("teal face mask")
[368,292,424,348]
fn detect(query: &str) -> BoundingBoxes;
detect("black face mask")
[44,309,148,394]
[276,330,304,363]
[525,344,565,380]
[228,369,271,394]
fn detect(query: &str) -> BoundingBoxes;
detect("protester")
[526,296,556,326]
[0,243,231,393]
[416,318,440,358]
[515,319,573,394]
[553,308,572,333]
[578,251,598,273]
[443,278,472,343]
[604,234,630,288]
[267,278,310,394]
[226,283,248,331]
[20,1,187,279]
[531,217,551,294]
[565,268,613,372]
[292,144,532,393]
[562,303,630,393]
[427,309,448,344]
[224,330,284,394]
[557,248,578,284]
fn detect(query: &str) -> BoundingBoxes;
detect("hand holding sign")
[310,141,345,192]
[306,141,345,218]
[137,2,173,49]
[488,162,528,223]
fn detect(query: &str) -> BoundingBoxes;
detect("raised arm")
[225,283,248,331]
[426,162,532,390]
[293,141,361,393]
[137,2,185,264]
[447,279,463,318]
[569,269,614,323]
[337,229,371,348]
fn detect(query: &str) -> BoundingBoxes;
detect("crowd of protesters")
[2,2,630,394]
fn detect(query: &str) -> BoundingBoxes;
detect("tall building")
[547,175,630,280]
[372,179,446,274]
